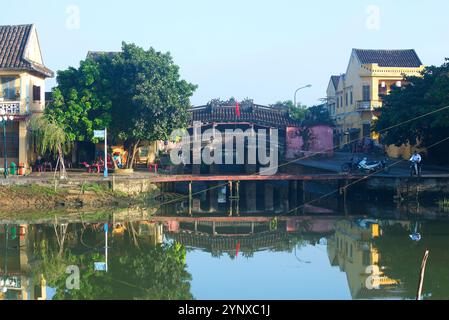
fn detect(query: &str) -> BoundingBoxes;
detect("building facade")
[0,24,54,169]
[326,49,424,156]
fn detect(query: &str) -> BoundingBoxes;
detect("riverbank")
[0,178,160,214]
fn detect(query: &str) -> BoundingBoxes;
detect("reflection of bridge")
[161,216,339,257]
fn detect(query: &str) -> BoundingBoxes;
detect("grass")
[7,184,66,197]
[81,182,110,194]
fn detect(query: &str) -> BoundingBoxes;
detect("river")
[0,183,448,300]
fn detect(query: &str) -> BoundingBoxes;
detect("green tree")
[46,42,197,168]
[374,59,449,163]
[46,59,112,143]
[273,100,308,122]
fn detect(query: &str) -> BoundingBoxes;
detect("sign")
[0,276,22,289]
[94,130,105,139]
[94,262,107,271]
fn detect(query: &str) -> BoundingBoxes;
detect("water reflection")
[0,213,448,300]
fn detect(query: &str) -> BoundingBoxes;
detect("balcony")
[356,100,382,112]
[0,100,21,115]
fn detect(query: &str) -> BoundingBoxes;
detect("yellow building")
[326,49,425,158]
[0,24,54,169]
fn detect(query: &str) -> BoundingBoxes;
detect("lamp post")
[294,84,312,108]
[0,110,14,179]
[1,225,9,294]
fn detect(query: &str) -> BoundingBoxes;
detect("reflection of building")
[327,220,402,299]
[0,225,47,300]
[0,24,54,167]
[326,49,424,158]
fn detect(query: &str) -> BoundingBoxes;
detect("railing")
[356,100,382,111]
[0,101,21,115]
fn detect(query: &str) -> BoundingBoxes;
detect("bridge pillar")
[208,182,218,213]
[289,181,298,213]
[264,183,274,212]
[280,184,289,213]
[338,180,348,215]
[245,182,257,213]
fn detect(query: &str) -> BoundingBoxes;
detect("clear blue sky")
[3,0,449,106]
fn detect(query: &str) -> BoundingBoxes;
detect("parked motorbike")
[410,160,422,177]
[341,157,389,174]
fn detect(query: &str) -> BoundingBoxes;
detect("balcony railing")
[0,101,21,115]
[356,100,382,112]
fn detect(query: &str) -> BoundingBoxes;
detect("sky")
[2,0,449,107]
[186,243,352,300]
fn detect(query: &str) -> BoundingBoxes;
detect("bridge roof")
[190,102,301,128]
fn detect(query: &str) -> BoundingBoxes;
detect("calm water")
[1,210,448,300]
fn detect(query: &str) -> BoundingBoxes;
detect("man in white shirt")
[410,151,422,175]
[410,151,422,163]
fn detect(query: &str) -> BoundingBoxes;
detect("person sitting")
[35,156,44,172]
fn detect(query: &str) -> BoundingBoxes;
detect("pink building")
[286,125,334,159]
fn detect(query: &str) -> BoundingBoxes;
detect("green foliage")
[46,42,197,168]
[46,59,112,143]
[32,225,193,300]
[29,115,72,157]
[302,104,334,127]
[374,59,449,163]
[273,101,334,126]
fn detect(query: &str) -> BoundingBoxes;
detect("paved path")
[294,152,449,178]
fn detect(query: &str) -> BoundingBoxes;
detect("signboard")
[94,262,107,271]
[0,276,22,289]
[94,130,105,139]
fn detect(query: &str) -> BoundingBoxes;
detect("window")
[362,85,371,101]
[336,96,340,108]
[350,91,353,105]
[0,77,19,101]
[33,85,41,102]
[345,92,348,106]
[363,124,371,137]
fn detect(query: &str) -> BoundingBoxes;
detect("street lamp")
[0,225,9,294]
[294,84,312,108]
[0,110,14,179]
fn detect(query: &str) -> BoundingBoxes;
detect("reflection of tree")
[33,225,193,300]
[374,222,449,300]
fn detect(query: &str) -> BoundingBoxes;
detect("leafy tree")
[374,59,449,163]
[46,59,112,143]
[302,104,334,127]
[46,42,197,168]
[272,100,308,122]
[29,116,72,178]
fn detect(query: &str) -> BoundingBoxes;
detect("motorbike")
[410,160,422,177]
[341,157,389,174]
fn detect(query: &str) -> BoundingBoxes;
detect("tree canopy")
[374,59,449,163]
[46,42,197,167]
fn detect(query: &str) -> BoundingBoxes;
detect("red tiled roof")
[0,24,53,78]
[190,104,301,128]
